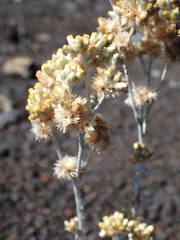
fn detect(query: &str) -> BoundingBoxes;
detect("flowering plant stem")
[123,62,145,217]
[73,180,86,240]
[73,133,86,240]
[53,133,86,240]
[145,63,169,118]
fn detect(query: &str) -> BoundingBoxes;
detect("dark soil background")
[0,0,179,240]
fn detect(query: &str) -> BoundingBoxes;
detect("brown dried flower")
[54,95,89,133]
[125,85,158,107]
[92,66,128,98]
[84,114,110,150]
[31,120,53,140]
[98,16,120,34]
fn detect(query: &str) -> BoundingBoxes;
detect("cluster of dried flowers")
[98,211,154,239]
[26,32,128,150]
[98,0,180,60]
[26,0,179,239]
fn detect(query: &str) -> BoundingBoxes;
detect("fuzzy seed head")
[54,155,86,180]
[84,114,110,150]
[125,85,158,107]
[31,120,53,140]
[54,95,88,133]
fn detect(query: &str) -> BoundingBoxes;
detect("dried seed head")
[54,95,89,133]
[112,31,130,50]
[31,120,53,140]
[54,155,86,180]
[125,85,157,107]
[92,66,127,98]
[98,16,120,34]
[84,114,110,150]
[140,36,161,57]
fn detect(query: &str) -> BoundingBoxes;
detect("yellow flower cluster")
[63,32,119,67]
[64,217,78,232]
[26,31,127,147]
[98,211,154,239]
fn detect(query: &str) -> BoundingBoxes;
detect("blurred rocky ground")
[0,0,179,240]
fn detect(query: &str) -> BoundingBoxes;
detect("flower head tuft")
[54,155,86,180]
[54,95,89,133]
[84,114,110,150]
[125,85,158,107]
[31,120,53,140]
[92,66,128,98]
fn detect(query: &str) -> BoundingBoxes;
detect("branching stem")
[93,96,104,113]
[73,180,86,240]
[53,133,86,240]
[76,134,84,178]
[85,75,91,112]
[137,120,144,144]
[145,63,169,118]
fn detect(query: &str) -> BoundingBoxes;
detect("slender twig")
[109,0,114,8]
[123,64,138,123]
[145,63,169,118]
[73,133,86,240]
[124,63,144,218]
[121,26,137,123]
[85,75,91,112]
[73,180,86,240]
[122,37,146,219]
[132,163,143,217]
[83,56,91,112]
[137,121,143,144]
[157,62,169,91]
[92,96,104,113]
[76,134,84,178]
[53,132,86,239]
